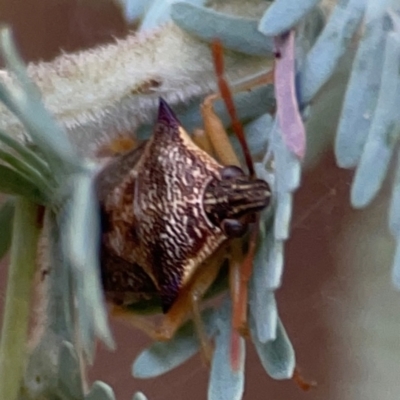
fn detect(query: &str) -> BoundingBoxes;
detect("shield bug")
[95,41,273,365]
[96,97,271,331]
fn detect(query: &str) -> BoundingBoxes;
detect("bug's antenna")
[211,39,255,178]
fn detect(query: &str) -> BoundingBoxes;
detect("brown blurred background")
[0,1,399,399]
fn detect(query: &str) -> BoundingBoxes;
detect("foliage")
[0,0,399,399]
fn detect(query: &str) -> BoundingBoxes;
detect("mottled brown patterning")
[96,99,270,312]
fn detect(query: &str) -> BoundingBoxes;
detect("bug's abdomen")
[100,249,159,306]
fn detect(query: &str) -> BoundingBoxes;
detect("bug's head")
[203,165,271,238]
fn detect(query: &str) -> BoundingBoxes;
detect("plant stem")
[0,198,40,400]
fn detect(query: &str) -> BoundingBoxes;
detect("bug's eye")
[220,165,245,180]
[221,218,248,238]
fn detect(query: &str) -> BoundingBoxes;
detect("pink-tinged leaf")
[274,30,306,159]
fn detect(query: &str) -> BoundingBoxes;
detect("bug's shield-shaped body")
[97,99,270,312]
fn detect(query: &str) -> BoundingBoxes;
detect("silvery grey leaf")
[298,0,366,104]
[139,0,172,32]
[259,0,322,36]
[250,290,277,343]
[208,299,245,400]
[0,164,46,204]
[0,148,50,195]
[0,129,50,178]
[171,2,274,56]
[77,286,97,362]
[0,198,14,261]
[253,223,284,291]
[47,213,74,342]
[231,114,273,167]
[65,171,99,274]
[255,165,275,199]
[365,0,393,19]
[141,0,206,33]
[118,0,148,24]
[63,170,114,353]
[351,30,400,208]
[132,392,148,400]
[295,6,326,61]
[335,10,389,168]
[389,148,400,237]
[0,28,79,176]
[22,333,60,399]
[133,308,218,378]
[252,318,295,380]
[56,341,84,399]
[273,191,293,240]
[85,381,116,400]
[392,238,400,289]
[249,249,278,344]
[243,114,273,156]
[266,239,284,290]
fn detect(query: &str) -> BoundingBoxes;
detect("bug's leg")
[111,275,219,353]
[191,128,215,158]
[154,247,227,350]
[189,290,214,365]
[110,305,163,340]
[197,50,273,167]
[200,94,241,167]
